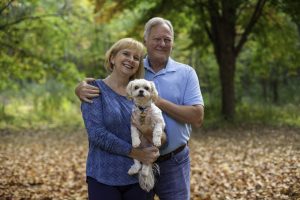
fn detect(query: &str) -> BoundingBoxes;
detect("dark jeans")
[153,145,190,200]
[87,176,152,200]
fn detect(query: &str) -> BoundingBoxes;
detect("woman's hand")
[129,146,160,165]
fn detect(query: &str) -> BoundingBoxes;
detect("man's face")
[144,24,173,64]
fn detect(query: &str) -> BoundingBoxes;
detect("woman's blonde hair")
[104,38,145,80]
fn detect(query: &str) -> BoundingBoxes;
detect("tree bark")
[204,0,267,120]
[206,0,237,119]
[271,79,279,103]
[260,78,268,102]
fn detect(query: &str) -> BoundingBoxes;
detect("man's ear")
[150,81,158,101]
[126,81,133,100]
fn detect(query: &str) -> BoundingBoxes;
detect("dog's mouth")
[137,94,145,97]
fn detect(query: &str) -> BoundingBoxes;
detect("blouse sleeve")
[81,85,132,157]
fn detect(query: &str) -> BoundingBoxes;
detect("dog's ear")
[126,81,134,100]
[150,81,158,101]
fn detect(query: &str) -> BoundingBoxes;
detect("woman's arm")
[81,94,132,156]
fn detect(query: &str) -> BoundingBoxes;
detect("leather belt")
[156,144,187,163]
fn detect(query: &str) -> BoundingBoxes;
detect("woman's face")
[110,48,141,78]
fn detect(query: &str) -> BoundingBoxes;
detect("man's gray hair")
[144,17,174,41]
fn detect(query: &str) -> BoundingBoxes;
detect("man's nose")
[158,39,165,46]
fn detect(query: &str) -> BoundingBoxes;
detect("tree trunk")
[208,0,237,120]
[216,50,236,120]
[198,0,266,120]
[260,78,268,102]
[271,79,279,103]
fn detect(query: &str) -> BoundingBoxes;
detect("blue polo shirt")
[144,57,204,155]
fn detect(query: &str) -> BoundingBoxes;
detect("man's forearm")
[156,98,204,127]
[75,79,100,103]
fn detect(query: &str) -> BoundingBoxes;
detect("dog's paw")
[128,165,140,175]
[152,137,161,147]
[141,166,150,176]
[132,138,141,148]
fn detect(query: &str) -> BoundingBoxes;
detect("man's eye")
[144,86,149,90]
[134,86,139,90]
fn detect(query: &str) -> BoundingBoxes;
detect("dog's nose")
[139,90,144,94]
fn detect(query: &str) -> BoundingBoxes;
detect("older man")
[76,17,204,200]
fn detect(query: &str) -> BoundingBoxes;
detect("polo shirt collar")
[144,56,177,74]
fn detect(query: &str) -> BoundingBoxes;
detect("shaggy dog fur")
[126,79,165,191]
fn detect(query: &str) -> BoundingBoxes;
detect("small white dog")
[126,79,165,192]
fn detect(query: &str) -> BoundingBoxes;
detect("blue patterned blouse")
[81,79,138,186]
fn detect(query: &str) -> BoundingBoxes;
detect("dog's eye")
[144,86,149,91]
[134,86,139,90]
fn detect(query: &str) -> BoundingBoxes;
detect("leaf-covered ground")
[0,126,299,200]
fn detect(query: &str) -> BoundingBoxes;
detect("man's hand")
[75,78,100,103]
[131,109,153,142]
[131,109,167,146]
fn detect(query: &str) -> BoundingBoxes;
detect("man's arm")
[155,67,204,128]
[155,97,204,128]
[75,78,100,103]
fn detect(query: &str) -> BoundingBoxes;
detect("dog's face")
[126,79,158,105]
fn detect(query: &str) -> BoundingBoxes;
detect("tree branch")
[208,0,221,20]
[0,41,61,72]
[0,14,59,30]
[235,0,267,56]
[0,0,14,15]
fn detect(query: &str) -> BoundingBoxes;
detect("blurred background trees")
[1,0,299,129]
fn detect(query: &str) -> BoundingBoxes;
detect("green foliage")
[0,80,83,130]
[236,7,300,104]
[1,0,300,129]
[0,0,102,129]
[235,102,300,127]
[203,100,300,128]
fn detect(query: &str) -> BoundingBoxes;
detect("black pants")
[87,177,153,200]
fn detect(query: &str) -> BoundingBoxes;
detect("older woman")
[81,38,159,200]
